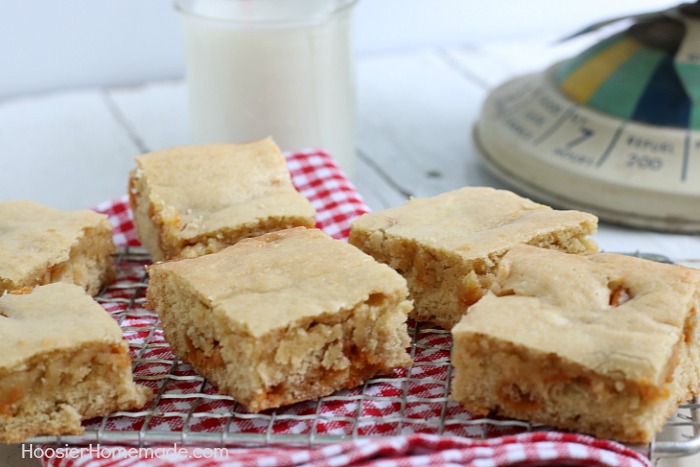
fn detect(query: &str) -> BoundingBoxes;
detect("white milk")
[177,0,357,176]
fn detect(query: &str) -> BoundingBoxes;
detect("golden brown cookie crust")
[147,227,413,412]
[0,283,151,442]
[349,187,598,328]
[0,200,115,296]
[129,138,316,261]
[451,245,700,444]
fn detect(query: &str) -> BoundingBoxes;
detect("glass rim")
[174,0,359,27]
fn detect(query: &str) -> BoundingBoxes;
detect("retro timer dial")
[476,3,700,231]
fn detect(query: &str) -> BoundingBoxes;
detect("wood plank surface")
[0,90,139,210]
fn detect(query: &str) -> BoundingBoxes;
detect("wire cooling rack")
[27,247,700,461]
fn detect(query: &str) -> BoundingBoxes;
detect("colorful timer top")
[556,7,700,130]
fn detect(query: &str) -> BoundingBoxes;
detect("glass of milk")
[175,0,358,176]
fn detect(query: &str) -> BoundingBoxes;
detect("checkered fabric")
[41,150,651,467]
[41,432,650,467]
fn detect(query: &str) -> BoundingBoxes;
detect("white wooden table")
[1,37,699,466]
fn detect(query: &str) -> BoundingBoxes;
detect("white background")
[0,0,678,98]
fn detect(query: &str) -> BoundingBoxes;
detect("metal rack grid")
[27,247,700,461]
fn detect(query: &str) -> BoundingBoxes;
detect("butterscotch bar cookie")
[451,245,700,444]
[0,283,151,442]
[349,187,597,329]
[128,138,316,261]
[147,227,412,413]
[0,200,115,296]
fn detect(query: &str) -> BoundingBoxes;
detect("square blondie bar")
[0,283,151,442]
[147,227,412,412]
[349,187,597,329]
[0,200,115,296]
[451,245,700,444]
[129,138,316,261]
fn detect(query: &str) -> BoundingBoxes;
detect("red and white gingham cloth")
[41,433,650,467]
[41,150,651,467]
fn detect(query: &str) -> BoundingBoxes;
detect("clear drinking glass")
[175,0,358,176]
